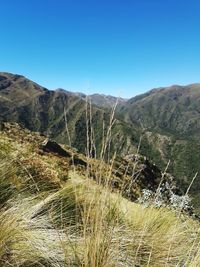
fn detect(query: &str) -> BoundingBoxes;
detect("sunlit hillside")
[0,123,200,267]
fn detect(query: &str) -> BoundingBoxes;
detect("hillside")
[0,72,140,157]
[0,122,200,266]
[0,72,87,140]
[119,84,200,211]
[1,72,200,212]
[0,122,177,204]
[121,84,200,136]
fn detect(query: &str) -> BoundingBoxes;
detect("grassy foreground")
[0,124,200,266]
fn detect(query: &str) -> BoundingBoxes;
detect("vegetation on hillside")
[1,73,200,213]
[0,123,200,266]
[119,84,200,212]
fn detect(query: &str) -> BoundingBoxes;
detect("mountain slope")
[0,122,178,203]
[0,122,199,267]
[0,72,141,157]
[119,84,200,211]
[121,84,200,136]
[1,72,200,212]
[0,73,110,153]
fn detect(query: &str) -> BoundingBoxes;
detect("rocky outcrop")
[41,139,71,157]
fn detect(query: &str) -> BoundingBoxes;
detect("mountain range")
[0,72,200,211]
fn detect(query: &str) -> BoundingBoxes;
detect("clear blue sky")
[1,0,200,98]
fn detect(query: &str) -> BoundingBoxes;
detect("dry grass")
[0,108,200,266]
[1,165,200,266]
